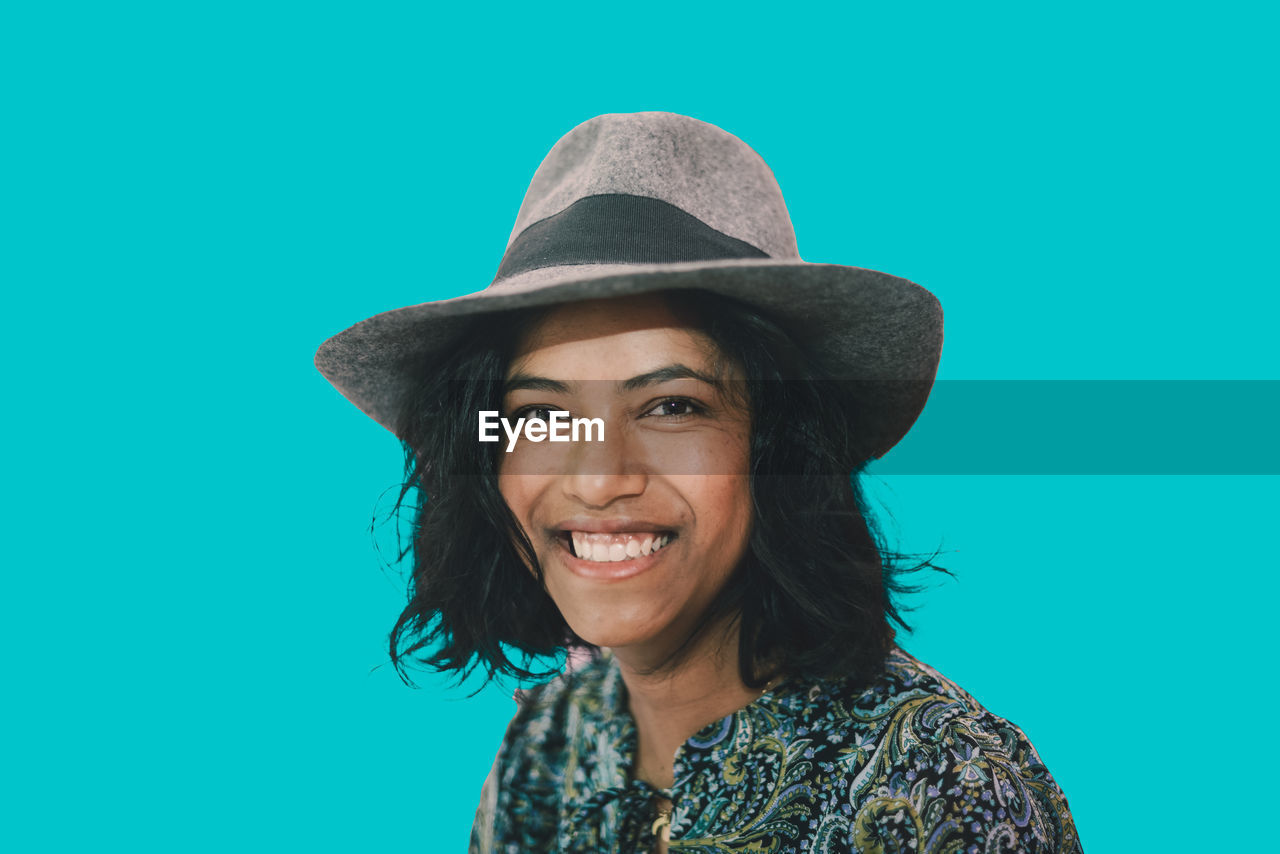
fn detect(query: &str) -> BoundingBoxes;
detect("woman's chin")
[547,578,673,652]
[563,609,672,654]
[568,623,652,652]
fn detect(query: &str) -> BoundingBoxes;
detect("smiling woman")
[497,295,755,676]
[315,113,1082,852]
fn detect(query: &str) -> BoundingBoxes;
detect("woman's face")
[497,293,753,660]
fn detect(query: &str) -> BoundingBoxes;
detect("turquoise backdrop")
[6,2,1276,851]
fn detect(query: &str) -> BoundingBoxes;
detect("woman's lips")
[554,531,677,580]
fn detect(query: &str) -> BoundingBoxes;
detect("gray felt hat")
[315,111,943,458]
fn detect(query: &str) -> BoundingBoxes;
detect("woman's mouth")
[558,531,676,562]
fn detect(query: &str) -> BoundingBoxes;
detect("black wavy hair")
[384,289,943,691]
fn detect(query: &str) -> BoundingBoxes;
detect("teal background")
[6,2,1276,851]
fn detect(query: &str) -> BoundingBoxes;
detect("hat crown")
[506,112,800,261]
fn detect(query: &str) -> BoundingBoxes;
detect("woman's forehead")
[505,293,726,381]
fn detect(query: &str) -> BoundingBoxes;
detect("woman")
[316,112,1081,852]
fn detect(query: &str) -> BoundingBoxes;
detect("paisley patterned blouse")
[469,647,1082,853]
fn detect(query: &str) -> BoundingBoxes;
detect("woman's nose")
[560,425,647,508]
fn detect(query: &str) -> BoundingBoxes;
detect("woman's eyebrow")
[503,364,721,395]
[620,363,722,391]
[502,373,572,394]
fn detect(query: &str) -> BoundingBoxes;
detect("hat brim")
[315,258,942,459]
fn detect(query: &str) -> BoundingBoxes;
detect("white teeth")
[568,532,673,562]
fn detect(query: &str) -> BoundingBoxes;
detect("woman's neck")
[611,619,767,790]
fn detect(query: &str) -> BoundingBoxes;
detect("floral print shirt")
[469,647,1082,853]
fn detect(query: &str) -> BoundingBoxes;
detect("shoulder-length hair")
[385,289,941,691]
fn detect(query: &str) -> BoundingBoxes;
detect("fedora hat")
[315,111,943,459]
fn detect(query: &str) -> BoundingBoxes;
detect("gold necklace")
[649,676,782,841]
[651,801,673,840]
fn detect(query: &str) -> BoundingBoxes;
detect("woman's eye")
[513,405,557,422]
[644,398,703,418]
